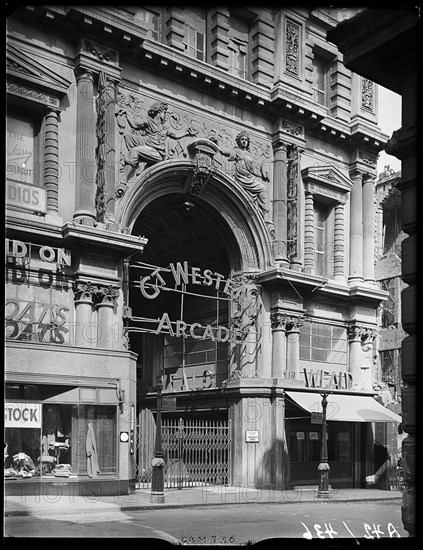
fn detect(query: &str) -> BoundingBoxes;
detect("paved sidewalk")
[4,486,402,518]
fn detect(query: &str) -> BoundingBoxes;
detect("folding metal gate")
[136,416,231,489]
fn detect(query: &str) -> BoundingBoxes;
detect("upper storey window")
[6,112,39,186]
[185,25,205,61]
[184,8,206,61]
[314,201,333,278]
[312,55,331,107]
[134,7,161,41]
[228,11,249,80]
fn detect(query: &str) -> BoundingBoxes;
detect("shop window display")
[5,390,117,480]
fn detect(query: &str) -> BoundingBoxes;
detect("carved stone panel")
[285,19,300,77]
[114,88,273,213]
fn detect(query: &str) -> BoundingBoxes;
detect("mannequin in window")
[42,405,63,455]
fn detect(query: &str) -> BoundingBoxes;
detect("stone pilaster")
[164,6,185,51]
[270,311,288,378]
[348,171,363,282]
[250,14,274,87]
[44,109,60,214]
[209,8,230,70]
[271,140,288,265]
[74,69,96,225]
[362,174,376,284]
[303,189,314,274]
[333,199,345,280]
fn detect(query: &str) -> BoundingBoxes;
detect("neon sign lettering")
[303,368,354,390]
[139,261,233,300]
[155,312,241,343]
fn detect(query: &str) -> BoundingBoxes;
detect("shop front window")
[5,391,117,479]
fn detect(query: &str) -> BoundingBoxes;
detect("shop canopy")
[285,391,402,423]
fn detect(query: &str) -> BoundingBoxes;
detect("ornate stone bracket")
[186,139,220,197]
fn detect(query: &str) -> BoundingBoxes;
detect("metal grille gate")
[136,417,231,489]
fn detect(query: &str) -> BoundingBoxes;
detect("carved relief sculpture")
[118,100,199,184]
[217,131,270,220]
[285,20,300,76]
[361,78,374,112]
[286,145,301,260]
[95,72,107,221]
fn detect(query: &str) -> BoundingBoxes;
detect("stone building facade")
[328,7,418,536]
[6,6,401,498]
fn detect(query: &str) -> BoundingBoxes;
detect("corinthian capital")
[73,280,96,301]
[96,285,120,304]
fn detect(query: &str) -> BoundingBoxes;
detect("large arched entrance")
[119,161,273,488]
[129,191,237,393]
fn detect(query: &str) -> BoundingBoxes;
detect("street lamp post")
[317,392,330,498]
[150,369,165,503]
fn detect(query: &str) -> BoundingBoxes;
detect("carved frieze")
[304,182,346,203]
[115,89,273,214]
[6,59,32,76]
[7,82,60,107]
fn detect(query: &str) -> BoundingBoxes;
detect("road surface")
[4,499,405,542]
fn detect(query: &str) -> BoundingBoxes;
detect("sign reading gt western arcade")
[129,261,244,343]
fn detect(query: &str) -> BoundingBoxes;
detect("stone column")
[96,286,120,349]
[333,200,345,280]
[270,311,287,378]
[347,325,362,389]
[272,140,289,265]
[303,189,314,274]
[286,317,303,379]
[44,109,60,214]
[74,69,96,225]
[349,171,363,282]
[362,174,376,284]
[74,281,96,348]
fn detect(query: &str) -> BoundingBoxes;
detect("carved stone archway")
[116,159,274,273]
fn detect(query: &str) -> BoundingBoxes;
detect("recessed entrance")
[129,192,239,488]
[129,192,238,392]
